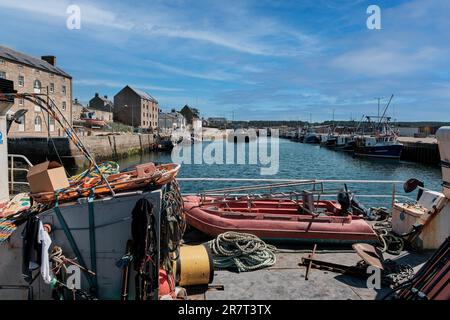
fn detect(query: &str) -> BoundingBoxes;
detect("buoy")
[174,244,214,287]
[158,269,176,299]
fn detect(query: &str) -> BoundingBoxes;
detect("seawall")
[8,134,155,168]
[397,137,440,165]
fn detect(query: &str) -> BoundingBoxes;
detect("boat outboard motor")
[351,195,371,217]
[404,178,424,201]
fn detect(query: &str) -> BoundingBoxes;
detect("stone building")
[180,105,202,131]
[88,93,113,122]
[114,85,159,129]
[72,98,85,121]
[159,110,186,132]
[0,45,72,137]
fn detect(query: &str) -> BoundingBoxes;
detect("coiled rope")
[160,179,186,272]
[208,232,277,272]
[373,219,405,255]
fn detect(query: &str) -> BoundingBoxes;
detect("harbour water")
[117,138,442,208]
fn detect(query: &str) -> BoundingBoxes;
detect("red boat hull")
[183,196,379,243]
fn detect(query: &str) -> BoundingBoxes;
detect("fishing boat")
[353,95,403,159]
[354,134,403,159]
[0,80,184,300]
[334,135,356,152]
[183,182,379,243]
[80,110,106,128]
[303,128,320,144]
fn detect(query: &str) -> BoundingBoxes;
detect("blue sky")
[0,0,449,121]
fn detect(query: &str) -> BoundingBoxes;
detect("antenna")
[377,94,394,128]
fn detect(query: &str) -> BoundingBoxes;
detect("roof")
[89,94,114,112]
[127,86,158,103]
[181,105,200,118]
[0,45,71,78]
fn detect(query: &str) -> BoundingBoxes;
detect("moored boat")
[354,134,403,159]
[183,194,378,243]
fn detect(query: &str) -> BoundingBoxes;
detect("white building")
[158,111,186,132]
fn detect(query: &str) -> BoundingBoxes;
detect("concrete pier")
[398,137,440,165]
[8,133,155,168]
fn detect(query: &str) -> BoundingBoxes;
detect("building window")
[0,58,4,65]
[33,79,41,93]
[0,71,6,79]
[18,75,24,87]
[18,115,25,132]
[34,104,41,112]
[49,118,55,132]
[62,101,66,111]
[62,85,66,95]
[49,83,54,93]
[19,98,24,106]
[34,116,42,132]
[50,73,54,78]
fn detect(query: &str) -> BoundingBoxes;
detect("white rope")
[208,232,277,272]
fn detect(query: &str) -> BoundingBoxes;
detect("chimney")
[41,55,56,66]
[74,98,78,104]
[95,93,99,98]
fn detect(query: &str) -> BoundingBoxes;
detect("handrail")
[8,154,33,194]
[177,178,404,184]
[177,177,415,208]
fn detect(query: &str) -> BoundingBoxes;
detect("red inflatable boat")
[183,195,379,243]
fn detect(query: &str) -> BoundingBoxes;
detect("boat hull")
[303,135,320,144]
[0,190,162,300]
[183,196,378,243]
[354,144,403,159]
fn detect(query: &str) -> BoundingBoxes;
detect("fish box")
[26,161,69,194]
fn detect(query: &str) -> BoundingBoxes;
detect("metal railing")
[177,177,419,208]
[8,154,33,194]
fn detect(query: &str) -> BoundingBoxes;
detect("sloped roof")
[128,86,158,103]
[0,45,71,78]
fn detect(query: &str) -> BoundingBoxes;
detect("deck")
[184,237,432,300]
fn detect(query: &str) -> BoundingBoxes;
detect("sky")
[0,0,449,121]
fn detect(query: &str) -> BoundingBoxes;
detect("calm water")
[118,138,442,207]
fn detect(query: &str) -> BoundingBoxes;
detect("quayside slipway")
[0,79,449,300]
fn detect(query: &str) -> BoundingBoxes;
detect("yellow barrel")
[174,244,214,287]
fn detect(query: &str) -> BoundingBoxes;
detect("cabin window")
[18,75,24,86]
[34,116,42,132]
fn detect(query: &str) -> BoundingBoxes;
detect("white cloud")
[330,46,441,76]
[144,60,237,82]
[75,79,184,92]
